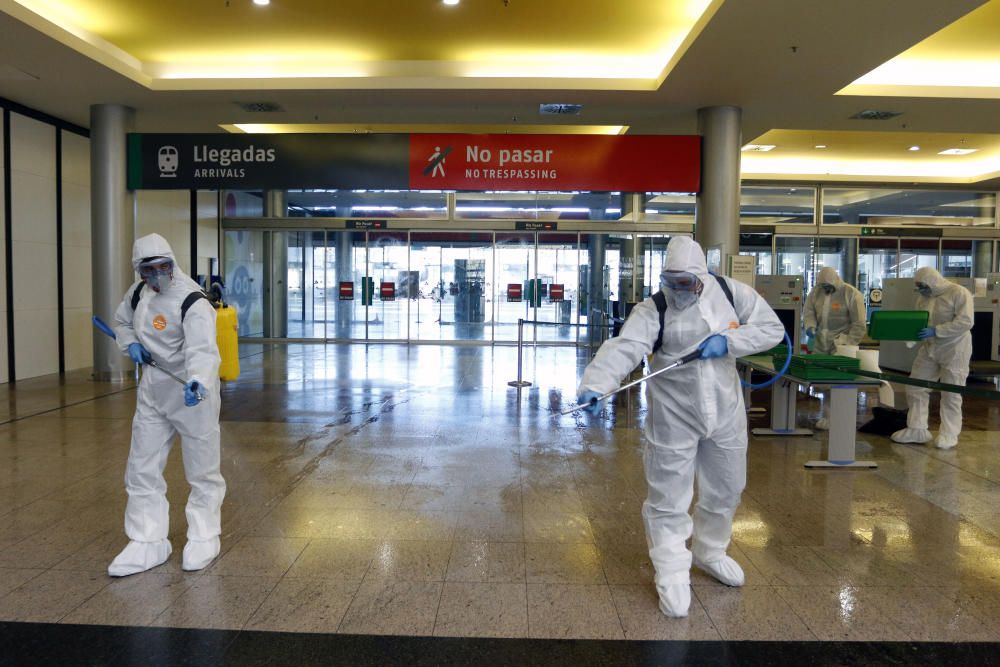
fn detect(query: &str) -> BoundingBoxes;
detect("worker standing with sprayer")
[576,237,783,618]
[106,233,226,577]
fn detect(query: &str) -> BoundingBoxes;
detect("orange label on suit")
[728,321,739,330]
[831,303,842,312]
[152,314,167,330]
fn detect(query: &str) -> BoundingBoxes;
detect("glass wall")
[285,190,448,219]
[898,238,939,278]
[858,238,897,295]
[739,232,774,275]
[775,237,814,294]
[456,192,626,221]
[822,188,996,227]
[642,192,697,222]
[224,228,674,345]
[740,186,815,224]
[941,240,974,278]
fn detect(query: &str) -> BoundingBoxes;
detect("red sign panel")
[338,281,354,300]
[550,284,565,301]
[507,284,522,302]
[409,134,700,192]
[380,282,395,301]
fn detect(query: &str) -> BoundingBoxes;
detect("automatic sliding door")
[535,233,580,343]
[495,233,536,342]
[367,232,409,341]
[410,232,492,342]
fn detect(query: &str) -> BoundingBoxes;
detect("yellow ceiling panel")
[741,129,1000,183]
[840,0,1000,98]
[1,0,723,90]
[223,123,628,135]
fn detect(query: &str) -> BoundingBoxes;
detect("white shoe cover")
[695,555,745,587]
[815,418,830,431]
[657,583,691,618]
[182,537,220,571]
[108,539,171,577]
[891,427,932,444]
[935,434,958,450]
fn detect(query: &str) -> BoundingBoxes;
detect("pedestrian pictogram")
[424,146,452,177]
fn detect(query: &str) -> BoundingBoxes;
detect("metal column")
[263,190,287,338]
[695,106,742,266]
[90,104,135,382]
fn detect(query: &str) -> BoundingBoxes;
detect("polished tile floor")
[1,344,999,647]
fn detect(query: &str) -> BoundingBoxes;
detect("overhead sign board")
[128,133,701,193]
[860,227,943,238]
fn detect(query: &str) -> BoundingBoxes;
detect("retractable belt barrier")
[518,319,622,328]
[796,358,1000,401]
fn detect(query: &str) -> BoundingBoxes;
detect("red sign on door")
[507,284,522,302]
[339,281,354,300]
[380,282,395,301]
[550,284,565,301]
[409,134,700,192]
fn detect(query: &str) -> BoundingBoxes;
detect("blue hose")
[740,331,792,389]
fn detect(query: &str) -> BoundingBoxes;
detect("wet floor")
[0,343,999,643]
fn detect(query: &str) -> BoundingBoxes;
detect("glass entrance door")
[410,232,493,342]
[535,233,581,343]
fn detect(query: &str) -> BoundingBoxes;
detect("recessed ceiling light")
[741,144,776,152]
[443,0,459,5]
[814,144,827,149]
[253,0,270,5]
[908,145,920,151]
[938,148,978,155]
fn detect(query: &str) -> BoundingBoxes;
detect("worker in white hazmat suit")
[803,266,867,429]
[891,266,973,450]
[576,237,784,618]
[107,233,225,576]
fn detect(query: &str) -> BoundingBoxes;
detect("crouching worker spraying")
[576,237,783,617]
[108,233,225,576]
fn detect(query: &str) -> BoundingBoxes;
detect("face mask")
[916,284,932,297]
[821,284,836,295]
[666,289,699,311]
[139,258,174,293]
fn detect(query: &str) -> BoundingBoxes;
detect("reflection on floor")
[0,344,999,651]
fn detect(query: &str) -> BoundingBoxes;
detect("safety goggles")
[821,283,836,294]
[138,257,174,279]
[660,271,702,292]
[914,282,930,292]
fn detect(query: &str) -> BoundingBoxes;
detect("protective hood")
[817,267,843,289]
[915,266,947,296]
[132,233,177,272]
[662,237,709,279]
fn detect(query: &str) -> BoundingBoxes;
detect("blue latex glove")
[577,390,606,416]
[127,343,152,365]
[805,327,816,338]
[917,327,936,341]
[184,381,204,407]
[698,334,729,359]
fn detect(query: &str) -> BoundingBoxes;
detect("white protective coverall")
[109,233,224,575]
[579,237,783,616]
[892,267,973,449]
[803,267,867,355]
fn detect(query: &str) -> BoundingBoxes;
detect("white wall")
[135,190,191,275]
[10,113,58,381]
[0,122,7,384]
[61,130,92,371]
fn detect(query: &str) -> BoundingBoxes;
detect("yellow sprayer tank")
[216,304,240,381]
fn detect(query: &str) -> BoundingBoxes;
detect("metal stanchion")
[508,318,532,388]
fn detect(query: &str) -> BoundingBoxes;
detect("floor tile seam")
[0,386,139,429]
[768,583,911,642]
[687,586,724,640]
[238,570,294,634]
[602,577,637,641]
[52,574,116,626]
